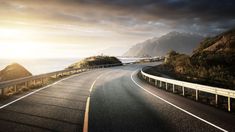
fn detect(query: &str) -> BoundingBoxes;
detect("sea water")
[0,57,141,75]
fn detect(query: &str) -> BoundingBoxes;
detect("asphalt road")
[0,69,109,132]
[0,63,235,132]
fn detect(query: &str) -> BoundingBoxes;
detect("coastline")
[0,57,142,75]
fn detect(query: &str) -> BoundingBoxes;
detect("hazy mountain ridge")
[0,63,32,82]
[124,31,204,57]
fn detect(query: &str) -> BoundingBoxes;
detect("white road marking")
[0,71,90,109]
[131,70,228,132]
[89,74,104,92]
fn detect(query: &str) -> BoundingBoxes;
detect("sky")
[0,0,235,58]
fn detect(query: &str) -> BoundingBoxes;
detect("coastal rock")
[0,63,32,82]
[68,56,122,69]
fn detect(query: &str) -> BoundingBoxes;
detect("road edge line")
[131,70,228,132]
[89,74,104,92]
[0,71,90,109]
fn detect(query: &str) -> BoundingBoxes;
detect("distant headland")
[67,56,122,69]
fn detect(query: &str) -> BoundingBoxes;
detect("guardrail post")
[0,89,2,96]
[149,78,151,83]
[33,80,36,85]
[196,90,199,101]
[14,85,17,92]
[228,97,231,112]
[215,94,218,106]
[160,81,162,88]
[25,81,28,88]
[182,86,185,96]
[173,84,175,93]
[41,78,44,85]
[2,88,6,96]
[166,83,168,91]
[155,80,157,86]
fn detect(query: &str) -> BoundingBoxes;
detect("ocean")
[0,57,141,75]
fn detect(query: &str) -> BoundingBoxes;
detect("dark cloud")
[53,0,235,35]
[1,0,235,36]
[62,0,235,20]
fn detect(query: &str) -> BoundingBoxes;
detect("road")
[0,63,235,132]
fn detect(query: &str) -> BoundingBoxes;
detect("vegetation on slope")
[147,28,235,89]
[0,63,32,82]
[68,55,122,69]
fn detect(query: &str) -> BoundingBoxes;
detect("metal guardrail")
[0,62,129,96]
[140,68,235,111]
[0,59,155,97]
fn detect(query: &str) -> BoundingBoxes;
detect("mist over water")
[0,57,140,75]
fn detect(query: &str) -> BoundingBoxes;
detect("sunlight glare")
[0,27,48,59]
[0,42,44,59]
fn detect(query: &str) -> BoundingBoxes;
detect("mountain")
[0,63,32,82]
[163,28,235,89]
[68,56,122,69]
[124,31,204,57]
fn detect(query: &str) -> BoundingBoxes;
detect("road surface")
[0,63,235,132]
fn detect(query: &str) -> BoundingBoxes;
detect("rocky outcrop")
[68,56,122,69]
[0,63,32,82]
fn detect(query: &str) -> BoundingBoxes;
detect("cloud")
[1,0,235,38]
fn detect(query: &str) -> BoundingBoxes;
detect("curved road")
[0,63,235,132]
